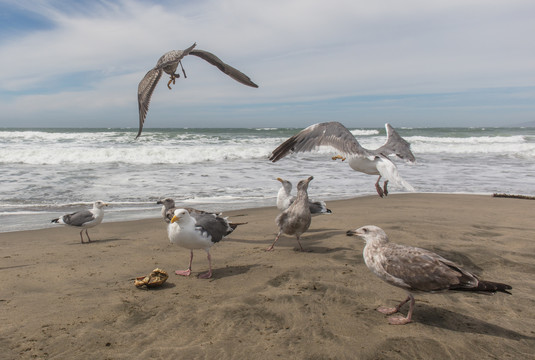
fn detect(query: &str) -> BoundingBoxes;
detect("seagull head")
[296,176,313,192]
[346,225,389,245]
[170,208,191,224]
[276,177,292,191]
[94,201,109,209]
[157,198,175,209]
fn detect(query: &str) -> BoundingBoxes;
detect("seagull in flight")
[137,42,258,138]
[270,122,415,197]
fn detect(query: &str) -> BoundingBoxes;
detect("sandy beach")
[1,193,534,359]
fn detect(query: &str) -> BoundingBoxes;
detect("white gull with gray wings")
[137,42,259,138]
[168,208,233,279]
[270,122,415,197]
[51,201,108,243]
[346,225,512,325]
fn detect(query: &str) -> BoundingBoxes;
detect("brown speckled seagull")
[137,42,259,138]
[346,225,512,325]
[267,176,313,251]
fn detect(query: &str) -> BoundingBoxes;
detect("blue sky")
[1,0,534,129]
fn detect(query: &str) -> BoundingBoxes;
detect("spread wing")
[373,123,415,162]
[63,210,95,227]
[189,50,259,88]
[269,122,369,162]
[137,68,163,138]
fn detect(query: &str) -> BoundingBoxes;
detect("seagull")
[346,225,512,325]
[267,176,313,251]
[137,42,259,138]
[168,208,233,279]
[276,177,332,215]
[269,122,415,197]
[51,201,108,243]
[156,198,246,232]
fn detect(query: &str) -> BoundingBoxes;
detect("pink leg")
[378,294,415,325]
[79,230,85,244]
[175,250,193,276]
[375,176,384,197]
[266,231,282,251]
[198,250,212,279]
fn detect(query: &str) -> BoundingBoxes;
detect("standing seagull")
[168,208,233,279]
[276,177,332,214]
[270,122,415,197]
[267,176,313,251]
[346,225,512,325]
[137,42,259,138]
[51,201,108,243]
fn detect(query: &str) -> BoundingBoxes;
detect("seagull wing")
[191,213,231,243]
[62,210,96,227]
[373,123,415,162]
[189,49,259,88]
[136,68,163,138]
[269,122,368,162]
[381,244,477,292]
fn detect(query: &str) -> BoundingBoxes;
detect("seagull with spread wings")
[270,122,415,197]
[137,42,258,138]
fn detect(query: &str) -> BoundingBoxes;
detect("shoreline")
[1,193,534,359]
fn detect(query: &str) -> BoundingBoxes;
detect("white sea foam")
[1,127,534,232]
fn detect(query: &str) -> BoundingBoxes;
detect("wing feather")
[189,50,258,88]
[136,68,162,138]
[269,122,368,162]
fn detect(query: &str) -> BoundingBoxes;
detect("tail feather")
[229,222,248,230]
[51,218,60,223]
[456,280,512,295]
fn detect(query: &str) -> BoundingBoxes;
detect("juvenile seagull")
[168,208,233,279]
[276,177,332,215]
[270,122,415,197]
[137,42,259,138]
[157,198,246,233]
[268,176,313,251]
[51,201,108,243]
[346,225,512,325]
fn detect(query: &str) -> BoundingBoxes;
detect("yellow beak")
[171,215,180,223]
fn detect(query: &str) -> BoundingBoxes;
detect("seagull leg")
[167,74,178,90]
[331,154,346,161]
[176,250,193,276]
[198,250,212,279]
[79,230,85,244]
[377,294,411,315]
[266,231,283,251]
[383,180,389,197]
[85,229,91,242]
[386,294,415,325]
[375,176,385,197]
[179,60,187,78]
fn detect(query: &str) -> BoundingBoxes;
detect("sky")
[0,0,534,129]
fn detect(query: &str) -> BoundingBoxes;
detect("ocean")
[1,126,534,233]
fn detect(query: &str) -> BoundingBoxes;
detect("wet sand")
[1,194,534,359]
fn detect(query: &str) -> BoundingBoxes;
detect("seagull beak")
[346,229,357,237]
[276,177,283,183]
[157,200,163,205]
[171,215,180,223]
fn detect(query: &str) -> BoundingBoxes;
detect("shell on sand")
[134,268,169,288]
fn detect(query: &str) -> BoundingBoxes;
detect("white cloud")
[1,0,534,127]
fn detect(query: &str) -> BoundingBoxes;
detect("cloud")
[1,0,534,128]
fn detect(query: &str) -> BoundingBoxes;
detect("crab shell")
[134,268,169,288]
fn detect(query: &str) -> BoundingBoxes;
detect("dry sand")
[1,194,534,359]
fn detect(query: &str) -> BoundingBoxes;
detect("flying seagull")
[51,201,108,243]
[137,42,259,138]
[346,225,512,325]
[270,122,415,197]
[168,208,233,279]
[276,177,332,215]
[267,176,313,251]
